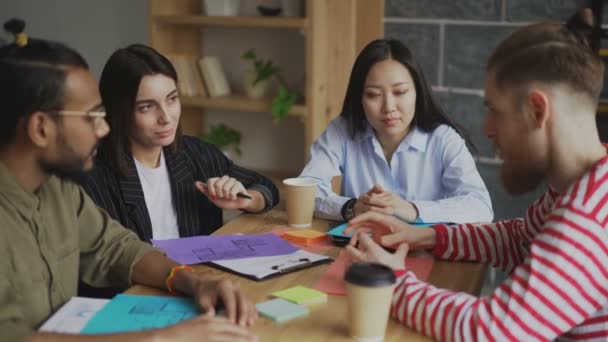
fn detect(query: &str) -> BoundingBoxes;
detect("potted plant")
[200,123,242,158]
[241,49,276,99]
[241,48,301,122]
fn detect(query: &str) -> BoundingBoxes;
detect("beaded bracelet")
[165,265,194,294]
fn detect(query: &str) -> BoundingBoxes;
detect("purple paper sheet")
[152,233,299,265]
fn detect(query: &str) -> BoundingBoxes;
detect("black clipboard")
[206,255,333,282]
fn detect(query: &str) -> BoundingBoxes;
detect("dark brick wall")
[386,0,502,20]
[385,24,440,86]
[385,0,590,220]
[506,0,586,22]
[443,26,515,89]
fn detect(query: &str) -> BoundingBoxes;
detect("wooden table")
[128,210,487,341]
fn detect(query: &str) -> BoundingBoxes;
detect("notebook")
[272,286,327,306]
[256,298,309,323]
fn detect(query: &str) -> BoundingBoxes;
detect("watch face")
[345,210,354,221]
[342,199,356,221]
[345,203,355,221]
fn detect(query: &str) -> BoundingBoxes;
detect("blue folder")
[81,294,199,334]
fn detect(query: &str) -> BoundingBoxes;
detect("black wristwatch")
[341,198,357,221]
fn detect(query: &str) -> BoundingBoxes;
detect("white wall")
[1,0,149,78]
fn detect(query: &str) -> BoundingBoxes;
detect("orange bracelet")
[165,265,194,294]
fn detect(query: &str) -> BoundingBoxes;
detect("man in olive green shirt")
[0,21,257,341]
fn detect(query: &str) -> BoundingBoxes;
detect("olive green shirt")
[0,162,158,341]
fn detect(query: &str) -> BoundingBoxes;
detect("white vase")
[203,0,240,16]
[242,70,270,99]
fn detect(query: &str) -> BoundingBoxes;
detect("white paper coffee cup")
[282,177,317,228]
[345,262,396,341]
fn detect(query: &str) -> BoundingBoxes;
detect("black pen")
[198,182,253,200]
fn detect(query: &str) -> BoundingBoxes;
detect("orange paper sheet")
[314,250,434,295]
[272,227,334,254]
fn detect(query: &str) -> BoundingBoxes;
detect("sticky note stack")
[256,298,309,323]
[281,229,327,246]
[271,286,328,306]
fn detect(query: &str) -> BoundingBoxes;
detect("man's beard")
[40,157,90,184]
[39,133,97,184]
[500,159,546,196]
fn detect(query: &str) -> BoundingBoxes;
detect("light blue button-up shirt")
[299,117,493,223]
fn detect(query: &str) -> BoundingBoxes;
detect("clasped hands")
[352,184,419,222]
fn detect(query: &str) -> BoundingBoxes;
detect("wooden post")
[149,0,204,136]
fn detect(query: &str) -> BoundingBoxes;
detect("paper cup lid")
[282,177,318,186]
[345,262,396,287]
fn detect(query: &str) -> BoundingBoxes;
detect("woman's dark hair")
[340,39,469,145]
[98,44,182,176]
[488,8,604,107]
[0,18,88,148]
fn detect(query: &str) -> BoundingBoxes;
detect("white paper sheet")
[211,249,330,280]
[39,297,109,334]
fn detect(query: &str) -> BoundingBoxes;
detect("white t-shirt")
[134,151,180,240]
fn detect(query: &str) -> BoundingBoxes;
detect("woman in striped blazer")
[82,44,279,243]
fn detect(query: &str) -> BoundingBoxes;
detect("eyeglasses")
[54,109,107,130]
[56,110,106,118]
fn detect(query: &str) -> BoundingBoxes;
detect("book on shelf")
[198,56,231,97]
[165,53,207,98]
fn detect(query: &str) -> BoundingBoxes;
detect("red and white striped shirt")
[393,156,608,341]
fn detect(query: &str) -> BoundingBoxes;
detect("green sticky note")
[271,286,328,306]
[256,298,309,323]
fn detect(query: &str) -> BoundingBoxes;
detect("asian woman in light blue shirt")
[299,39,493,224]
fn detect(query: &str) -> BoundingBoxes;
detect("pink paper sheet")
[314,250,434,295]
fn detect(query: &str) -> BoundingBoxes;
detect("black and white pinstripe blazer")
[81,136,279,242]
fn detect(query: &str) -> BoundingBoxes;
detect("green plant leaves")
[242,49,300,122]
[255,60,280,85]
[243,48,279,85]
[271,86,300,122]
[242,48,256,60]
[200,123,242,156]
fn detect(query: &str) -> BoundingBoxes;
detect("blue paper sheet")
[327,221,437,239]
[256,298,309,322]
[81,294,198,334]
[153,233,299,265]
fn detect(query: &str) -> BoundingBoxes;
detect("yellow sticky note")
[271,286,327,306]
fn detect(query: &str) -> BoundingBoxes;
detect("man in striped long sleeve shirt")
[345,8,608,342]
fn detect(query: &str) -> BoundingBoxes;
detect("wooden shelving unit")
[180,95,307,117]
[149,0,384,173]
[154,15,307,29]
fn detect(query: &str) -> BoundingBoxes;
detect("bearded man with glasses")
[0,18,257,342]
